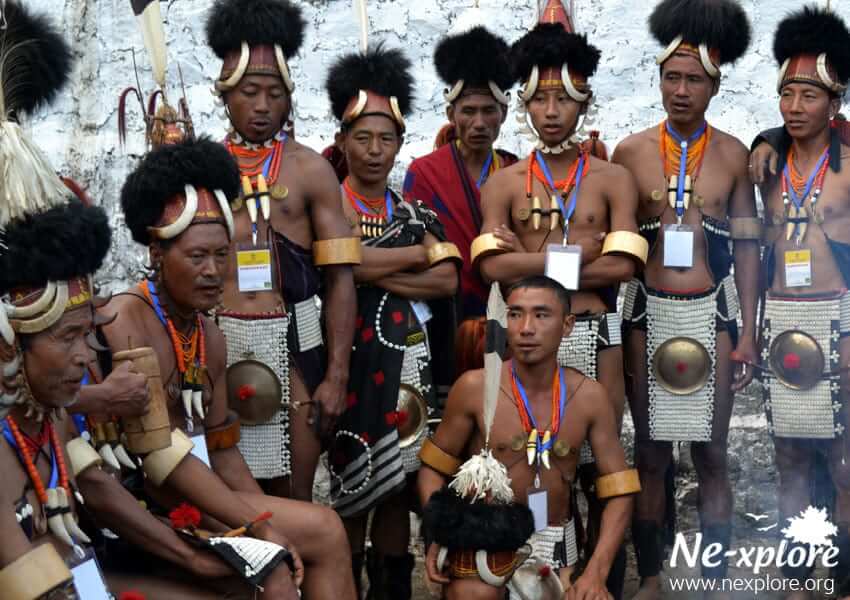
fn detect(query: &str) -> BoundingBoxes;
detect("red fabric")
[403,144,517,318]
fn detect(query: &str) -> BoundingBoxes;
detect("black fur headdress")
[325,45,413,122]
[511,23,600,84]
[434,26,513,93]
[0,0,72,116]
[773,6,850,85]
[121,137,240,246]
[649,0,750,66]
[0,200,110,294]
[205,0,305,59]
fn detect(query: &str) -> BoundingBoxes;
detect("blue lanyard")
[665,121,707,218]
[349,189,394,224]
[72,375,90,435]
[476,152,494,189]
[783,148,829,210]
[511,362,567,455]
[535,150,586,237]
[2,419,59,489]
[146,280,168,328]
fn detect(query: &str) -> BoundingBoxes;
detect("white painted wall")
[27,0,843,288]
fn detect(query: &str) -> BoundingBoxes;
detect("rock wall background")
[26,0,846,543]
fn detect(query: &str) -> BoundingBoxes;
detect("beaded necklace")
[140,280,206,431]
[510,362,566,486]
[526,150,589,241]
[227,130,289,244]
[343,178,394,239]
[658,120,711,223]
[2,416,86,556]
[782,146,830,244]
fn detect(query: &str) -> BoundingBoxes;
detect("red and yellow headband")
[216,43,294,94]
[148,185,235,241]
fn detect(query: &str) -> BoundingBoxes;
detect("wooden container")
[112,347,172,454]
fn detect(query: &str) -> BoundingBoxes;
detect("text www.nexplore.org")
[667,574,834,596]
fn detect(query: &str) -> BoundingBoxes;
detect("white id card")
[71,556,111,600]
[663,224,694,268]
[545,244,582,291]
[527,489,548,532]
[784,249,813,288]
[237,246,273,292]
[411,301,433,326]
[190,433,211,467]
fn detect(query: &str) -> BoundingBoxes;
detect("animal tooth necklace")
[511,361,566,488]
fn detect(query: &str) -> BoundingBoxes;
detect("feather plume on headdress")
[0,1,73,229]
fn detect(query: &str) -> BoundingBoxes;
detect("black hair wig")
[773,5,850,85]
[649,0,751,65]
[434,26,513,93]
[205,0,305,59]
[0,0,72,116]
[121,137,240,246]
[0,201,110,293]
[511,23,600,84]
[325,45,413,122]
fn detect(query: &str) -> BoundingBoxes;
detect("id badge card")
[236,243,274,293]
[71,549,111,600]
[527,488,548,532]
[190,433,212,467]
[410,301,432,326]
[784,249,813,288]
[545,244,582,291]
[663,224,694,268]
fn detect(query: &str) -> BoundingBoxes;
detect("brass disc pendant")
[650,189,664,202]
[271,183,288,201]
[693,194,704,208]
[813,211,824,225]
[773,213,785,226]
[510,434,526,452]
[553,439,572,457]
[517,207,530,221]
[230,196,244,212]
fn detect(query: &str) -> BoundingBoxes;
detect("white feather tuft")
[449,449,514,504]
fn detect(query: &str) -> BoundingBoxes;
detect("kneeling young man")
[418,276,637,599]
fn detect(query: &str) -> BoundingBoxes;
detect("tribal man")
[205,0,359,500]
[419,276,638,600]
[403,24,516,383]
[474,2,644,595]
[752,7,850,598]
[325,44,460,598]
[610,0,758,595]
[99,137,357,599]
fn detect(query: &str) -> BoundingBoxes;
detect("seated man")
[418,276,637,599]
[96,137,356,599]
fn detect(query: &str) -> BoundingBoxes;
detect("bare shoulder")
[587,155,632,182]
[612,126,657,164]
[201,315,226,372]
[709,127,749,177]
[489,156,528,184]
[448,368,485,413]
[290,140,338,181]
[101,289,147,327]
[567,370,608,414]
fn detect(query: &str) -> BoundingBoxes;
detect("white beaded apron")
[558,313,621,464]
[646,278,737,442]
[762,294,848,439]
[507,518,578,600]
[399,326,431,473]
[219,314,292,479]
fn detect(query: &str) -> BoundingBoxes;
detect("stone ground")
[315,381,842,599]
